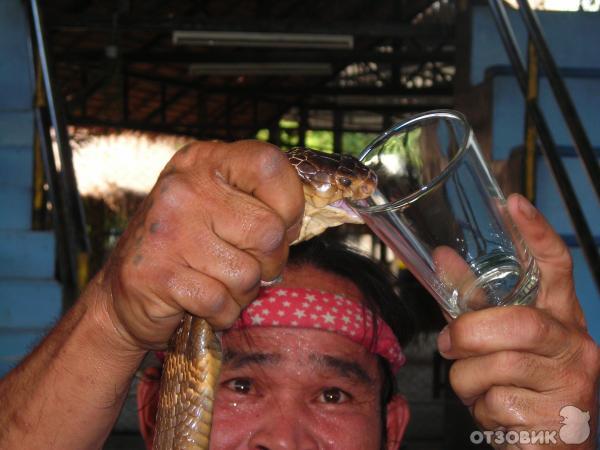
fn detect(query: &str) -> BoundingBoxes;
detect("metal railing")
[487,0,600,293]
[30,0,90,307]
[515,0,600,201]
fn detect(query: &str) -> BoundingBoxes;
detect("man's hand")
[98,140,305,351]
[438,193,600,448]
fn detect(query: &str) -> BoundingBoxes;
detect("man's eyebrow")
[222,350,282,369]
[309,354,374,385]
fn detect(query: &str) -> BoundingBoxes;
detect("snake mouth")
[330,199,362,222]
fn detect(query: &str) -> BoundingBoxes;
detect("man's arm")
[0,277,145,449]
[0,140,305,449]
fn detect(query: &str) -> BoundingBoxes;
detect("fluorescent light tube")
[173,31,354,49]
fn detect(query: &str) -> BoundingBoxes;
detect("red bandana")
[232,287,405,373]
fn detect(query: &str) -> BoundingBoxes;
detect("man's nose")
[248,402,319,450]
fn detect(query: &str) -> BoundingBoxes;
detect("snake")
[152,147,377,450]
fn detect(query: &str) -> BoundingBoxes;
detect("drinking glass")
[349,110,539,318]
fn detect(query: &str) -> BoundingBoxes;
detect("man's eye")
[319,388,350,404]
[225,378,253,394]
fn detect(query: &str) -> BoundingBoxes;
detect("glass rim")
[352,109,472,214]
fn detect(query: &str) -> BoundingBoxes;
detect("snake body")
[153,147,377,450]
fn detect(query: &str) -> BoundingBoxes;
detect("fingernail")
[518,195,537,220]
[438,325,451,355]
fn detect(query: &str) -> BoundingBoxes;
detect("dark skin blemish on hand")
[150,222,160,233]
[133,254,143,265]
[161,164,177,179]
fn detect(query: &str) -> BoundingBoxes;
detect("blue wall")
[471,5,600,342]
[0,0,61,377]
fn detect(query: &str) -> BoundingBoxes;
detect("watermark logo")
[559,405,591,445]
[470,405,590,446]
[470,430,558,445]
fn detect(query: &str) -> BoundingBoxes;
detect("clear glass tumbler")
[349,110,539,317]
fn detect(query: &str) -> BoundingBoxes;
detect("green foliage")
[342,132,378,157]
[255,128,269,141]
[306,130,333,152]
[255,119,300,149]
[279,119,299,148]
[382,128,423,170]
[255,119,384,157]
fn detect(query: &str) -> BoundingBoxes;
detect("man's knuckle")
[519,307,550,343]
[498,351,521,371]
[448,361,465,392]
[504,351,540,382]
[203,286,231,318]
[212,303,241,330]
[157,176,196,209]
[485,386,518,413]
[580,336,600,377]
[449,318,471,351]
[484,386,503,410]
[556,243,574,271]
[154,176,172,196]
[171,142,200,167]
[162,267,186,295]
[471,398,487,427]
[236,260,261,295]
[253,211,286,253]
[252,142,287,177]
[571,370,590,393]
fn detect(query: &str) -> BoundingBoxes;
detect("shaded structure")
[41,0,455,143]
[32,2,469,449]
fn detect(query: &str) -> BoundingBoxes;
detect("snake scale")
[153,147,377,450]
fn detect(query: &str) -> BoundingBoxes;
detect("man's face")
[208,264,402,450]
[211,327,383,450]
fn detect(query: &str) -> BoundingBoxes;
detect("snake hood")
[286,147,378,242]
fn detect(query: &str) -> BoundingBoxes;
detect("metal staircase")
[0,0,89,378]
[0,0,61,377]
[469,2,600,342]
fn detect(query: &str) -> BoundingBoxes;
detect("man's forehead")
[221,328,379,384]
[222,327,376,364]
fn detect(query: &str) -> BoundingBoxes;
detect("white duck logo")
[559,405,590,444]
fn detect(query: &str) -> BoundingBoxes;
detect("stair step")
[535,156,600,237]
[0,231,55,278]
[0,0,35,110]
[0,279,61,328]
[0,146,33,188]
[0,329,47,377]
[471,5,600,85]
[0,185,31,229]
[0,329,46,359]
[0,361,17,378]
[0,111,34,148]
[490,73,600,160]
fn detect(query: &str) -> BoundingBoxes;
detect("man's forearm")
[0,274,146,450]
